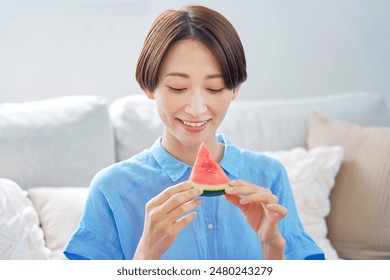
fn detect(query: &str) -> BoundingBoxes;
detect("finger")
[229,180,270,193]
[229,179,248,186]
[173,211,198,234]
[226,183,272,197]
[266,204,288,219]
[159,187,203,214]
[168,198,202,220]
[239,192,278,205]
[224,193,241,206]
[224,193,240,206]
[229,179,262,189]
[224,194,248,212]
[148,181,194,207]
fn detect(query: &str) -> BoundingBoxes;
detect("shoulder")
[220,134,288,187]
[230,141,286,176]
[240,148,284,171]
[89,149,161,196]
[239,148,288,182]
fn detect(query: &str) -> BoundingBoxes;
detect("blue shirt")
[64,134,324,260]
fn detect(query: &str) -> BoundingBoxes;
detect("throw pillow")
[0,178,50,259]
[307,112,390,259]
[27,187,89,260]
[264,146,343,260]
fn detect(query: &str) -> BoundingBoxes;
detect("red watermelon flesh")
[189,142,230,196]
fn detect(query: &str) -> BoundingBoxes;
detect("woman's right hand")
[133,182,203,259]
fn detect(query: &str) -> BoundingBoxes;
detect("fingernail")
[239,198,247,204]
[194,187,203,195]
[224,187,233,193]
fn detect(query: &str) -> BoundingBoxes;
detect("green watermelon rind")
[202,190,225,196]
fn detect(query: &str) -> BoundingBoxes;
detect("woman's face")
[145,39,239,152]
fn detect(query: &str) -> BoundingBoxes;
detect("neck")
[161,133,224,166]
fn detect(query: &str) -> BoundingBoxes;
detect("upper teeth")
[183,120,208,127]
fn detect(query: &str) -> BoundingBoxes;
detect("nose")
[184,90,207,117]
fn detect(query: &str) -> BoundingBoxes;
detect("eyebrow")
[165,72,223,79]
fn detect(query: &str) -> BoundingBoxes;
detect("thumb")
[224,194,247,212]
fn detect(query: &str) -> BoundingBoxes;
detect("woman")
[64,5,324,260]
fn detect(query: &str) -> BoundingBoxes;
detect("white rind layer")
[192,183,229,191]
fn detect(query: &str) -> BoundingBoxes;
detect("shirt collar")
[150,137,190,182]
[217,134,240,178]
[149,134,240,182]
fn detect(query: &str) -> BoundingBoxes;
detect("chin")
[178,136,204,148]
[176,133,212,148]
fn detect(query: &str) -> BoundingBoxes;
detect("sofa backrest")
[3,93,386,189]
[110,92,390,161]
[219,92,390,151]
[0,96,116,189]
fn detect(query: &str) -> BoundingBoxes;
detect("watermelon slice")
[189,142,230,196]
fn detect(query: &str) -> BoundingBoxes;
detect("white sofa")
[1,92,389,260]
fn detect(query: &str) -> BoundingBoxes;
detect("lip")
[178,118,210,132]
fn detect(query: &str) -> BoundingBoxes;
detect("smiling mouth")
[181,119,209,127]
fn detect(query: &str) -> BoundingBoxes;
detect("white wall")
[1,0,389,107]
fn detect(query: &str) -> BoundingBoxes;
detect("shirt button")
[207,223,214,230]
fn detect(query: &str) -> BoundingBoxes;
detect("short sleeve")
[272,163,325,259]
[63,177,125,260]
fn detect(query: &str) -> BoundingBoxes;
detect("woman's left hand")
[224,180,288,259]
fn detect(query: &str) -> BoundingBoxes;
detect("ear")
[232,84,241,100]
[143,88,155,100]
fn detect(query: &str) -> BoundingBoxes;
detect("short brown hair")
[136,5,247,91]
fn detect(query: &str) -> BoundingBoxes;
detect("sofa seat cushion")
[307,113,390,259]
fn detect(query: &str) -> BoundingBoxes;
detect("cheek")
[209,97,232,116]
[154,93,180,119]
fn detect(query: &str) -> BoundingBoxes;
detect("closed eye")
[168,86,187,93]
[207,88,224,93]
